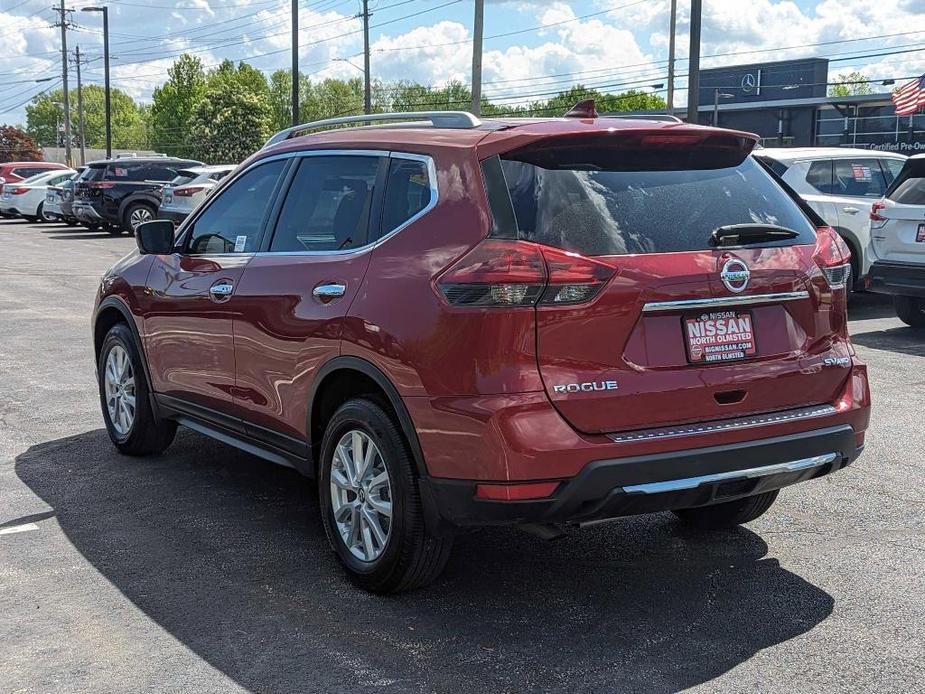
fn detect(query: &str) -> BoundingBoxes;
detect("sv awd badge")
[553,380,619,394]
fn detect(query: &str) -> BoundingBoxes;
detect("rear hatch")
[482,130,852,434]
[871,158,925,266]
[74,164,106,200]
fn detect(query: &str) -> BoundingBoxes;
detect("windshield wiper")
[709,224,800,247]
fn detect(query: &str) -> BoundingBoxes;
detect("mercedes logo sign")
[740,73,756,93]
[720,258,750,293]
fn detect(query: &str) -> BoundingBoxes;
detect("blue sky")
[2,0,925,125]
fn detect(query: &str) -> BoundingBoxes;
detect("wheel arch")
[308,357,427,480]
[118,194,159,226]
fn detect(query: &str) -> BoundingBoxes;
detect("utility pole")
[74,46,86,164]
[291,0,299,125]
[666,0,677,115]
[471,0,484,115]
[52,1,73,166]
[362,0,371,115]
[686,0,703,124]
[81,7,110,158]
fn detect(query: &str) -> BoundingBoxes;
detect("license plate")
[917,223,925,243]
[684,310,757,364]
[163,194,172,205]
[47,194,55,203]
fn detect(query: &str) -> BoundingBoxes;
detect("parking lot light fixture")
[81,6,110,158]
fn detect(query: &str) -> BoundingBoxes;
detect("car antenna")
[564,99,598,118]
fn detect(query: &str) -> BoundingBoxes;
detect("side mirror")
[135,220,175,255]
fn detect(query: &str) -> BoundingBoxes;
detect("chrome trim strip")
[642,291,810,312]
[606,405,837,444]
[622,453,838,494]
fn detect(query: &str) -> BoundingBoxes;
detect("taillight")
[174,186,206,197]
[814,226,851,289]
[9,187,29,195]
[437,239,616,307]
[870,199,888,229]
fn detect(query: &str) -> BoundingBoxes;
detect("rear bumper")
[422,426,860,527]
[868,260,925,298]
[158,208,189,224]
[72,202,105,222]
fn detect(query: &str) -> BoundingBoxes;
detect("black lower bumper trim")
[423,425,860,527]
[868,261,925,298]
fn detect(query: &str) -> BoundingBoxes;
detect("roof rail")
[263,110,482,148]
[610,114,684,123]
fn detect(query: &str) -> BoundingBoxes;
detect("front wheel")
[318,398,453,593]
[98,323,176,455]
[673,490,779,530]
[894,295,925,328]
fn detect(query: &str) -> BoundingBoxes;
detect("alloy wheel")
[104,345,136,437]
[329,429,392,562]
[129,207,153,230]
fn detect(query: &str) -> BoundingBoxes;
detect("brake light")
[814,226,851,289]
[437,239,615,307]
[9,187,29,195]
[174,186,206,197]
[870,199,888,229]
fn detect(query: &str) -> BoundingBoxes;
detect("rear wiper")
[710,224,799,247]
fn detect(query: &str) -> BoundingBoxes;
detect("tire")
[318,398,453,593]
[673,490,779,530]
[123,202,155,234]
[894,295,925,328]
[106,224,123,236]
[98,323,177,456]
[38,202,54,223]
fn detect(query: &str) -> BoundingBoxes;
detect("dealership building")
[675,58,925,152]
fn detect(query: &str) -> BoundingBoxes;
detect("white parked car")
[868,154,925,327]
[158,164,235,224]
[754,148,907,289]
[43,169,83,222]
[0,169,77,222]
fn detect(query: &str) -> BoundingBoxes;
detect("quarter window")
[805,160,834,194]
[381,158,432,235]
[269,155,380,252]
[187,159,285,254]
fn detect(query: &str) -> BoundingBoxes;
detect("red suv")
[92,107,870,592]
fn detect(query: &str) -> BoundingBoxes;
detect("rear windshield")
[886,159,925,205]
[170,171,198,186]
[80,166,105,182]
[487,151,817,256]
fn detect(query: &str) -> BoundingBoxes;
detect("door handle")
[842,206,860,215]
[209,281,234,300]
[313,283,346,302]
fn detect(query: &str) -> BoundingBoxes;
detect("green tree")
[0,125,42,162]
[829,72,873,97]
[189,82,271,163]
[150,54,207,158]
[25,86,147,149]
[207,59,270,98]
[535,85,667,116]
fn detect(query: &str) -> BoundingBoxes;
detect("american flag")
[892,74,925,116]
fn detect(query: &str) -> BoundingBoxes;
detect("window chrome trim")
[622,453,838,495]
[606,404,837,444]
[248,150,439,257]
[642,290,810,313]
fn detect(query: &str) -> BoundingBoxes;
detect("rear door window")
[493,153,816,256]
[186,159,286,254]
[380,157,432,235]
[832,158,889,197]
[268,155,381,252]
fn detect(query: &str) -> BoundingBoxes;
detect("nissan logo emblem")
[720,258,750,293]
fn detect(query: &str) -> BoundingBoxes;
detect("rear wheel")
[894,295,925,328]
[673,490,779,529]
[318,398,453,593]
[38,202,54,223]
[98,323,176,456]
[123,202,155,234]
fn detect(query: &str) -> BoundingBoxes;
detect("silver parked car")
[754,147,906,289]
[158,165,235,224]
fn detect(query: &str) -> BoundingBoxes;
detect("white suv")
[157,164,235,224]
[868,154,925,327]
[754,148,907,289]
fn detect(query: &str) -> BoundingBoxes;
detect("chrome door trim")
[642,290,810,313]
[622,452,838,494]
[312,283,347,299]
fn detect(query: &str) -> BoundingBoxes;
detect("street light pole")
[687,0,703,124]
[362,0,371,115]
[82,6,111,158]
[291,0,299,125]
[471,0,484,115]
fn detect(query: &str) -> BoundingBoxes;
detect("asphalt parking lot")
[0,218,923,693]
